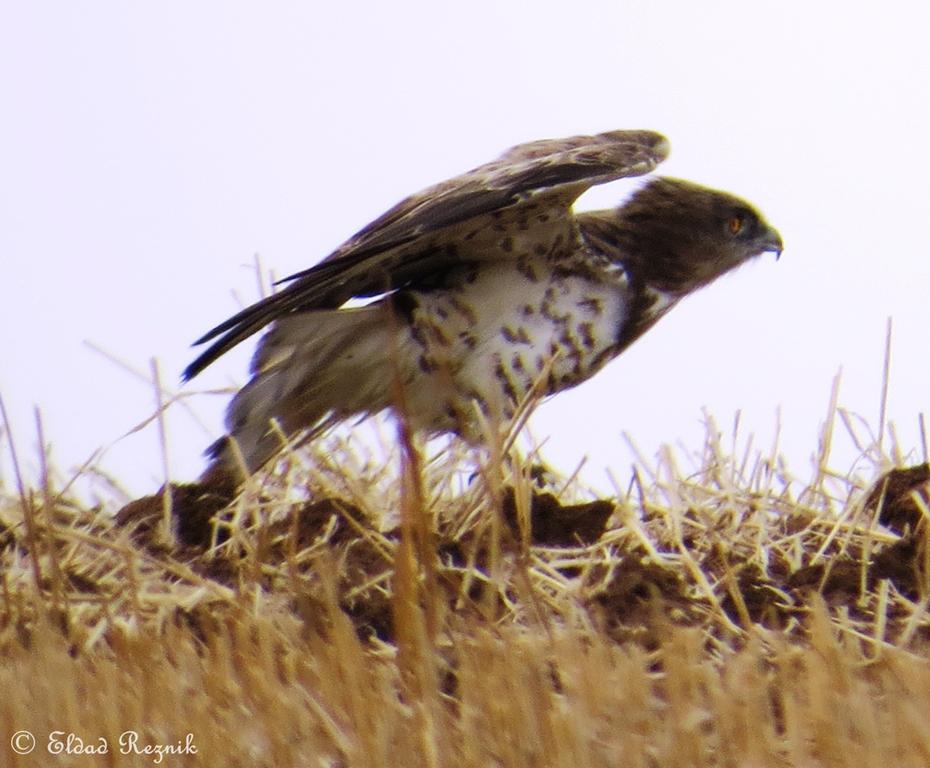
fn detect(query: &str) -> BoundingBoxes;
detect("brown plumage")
[185,129,782,479]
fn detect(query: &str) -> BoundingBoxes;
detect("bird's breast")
[398,257,631,435]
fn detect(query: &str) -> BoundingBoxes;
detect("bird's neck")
[577,210,701,296]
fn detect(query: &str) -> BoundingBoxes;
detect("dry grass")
[2,389,930,766]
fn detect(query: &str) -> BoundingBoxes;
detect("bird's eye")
[727,215,745,236]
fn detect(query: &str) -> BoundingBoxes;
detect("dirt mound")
[104,454,930,650]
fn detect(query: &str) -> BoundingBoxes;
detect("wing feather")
[184,129,669,380]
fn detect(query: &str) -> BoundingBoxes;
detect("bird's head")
[613,177,783,295]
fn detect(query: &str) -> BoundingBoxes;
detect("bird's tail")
[202,305,397,481]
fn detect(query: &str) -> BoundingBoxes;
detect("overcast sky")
[2,2,929,500]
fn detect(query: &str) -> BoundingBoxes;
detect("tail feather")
[203,305,396,478]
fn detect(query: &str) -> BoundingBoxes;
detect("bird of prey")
[184,129,782,479]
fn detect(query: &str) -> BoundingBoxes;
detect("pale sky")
[2,1,929,500]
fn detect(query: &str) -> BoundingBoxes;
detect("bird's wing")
[184,129,669,380]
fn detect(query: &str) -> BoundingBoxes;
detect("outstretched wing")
[184,129,669,380]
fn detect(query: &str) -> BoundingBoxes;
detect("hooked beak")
[760,225,784,261]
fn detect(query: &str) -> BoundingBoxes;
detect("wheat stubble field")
[2,388,930,767]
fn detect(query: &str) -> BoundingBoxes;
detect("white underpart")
[398,257,630,436]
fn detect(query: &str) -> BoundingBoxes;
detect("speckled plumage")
[185,130,782,477]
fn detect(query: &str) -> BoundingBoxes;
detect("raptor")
[184,129,782,478]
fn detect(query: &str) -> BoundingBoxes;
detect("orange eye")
[728,215,744,235]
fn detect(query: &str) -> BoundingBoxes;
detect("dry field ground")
[2,393,930,767]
